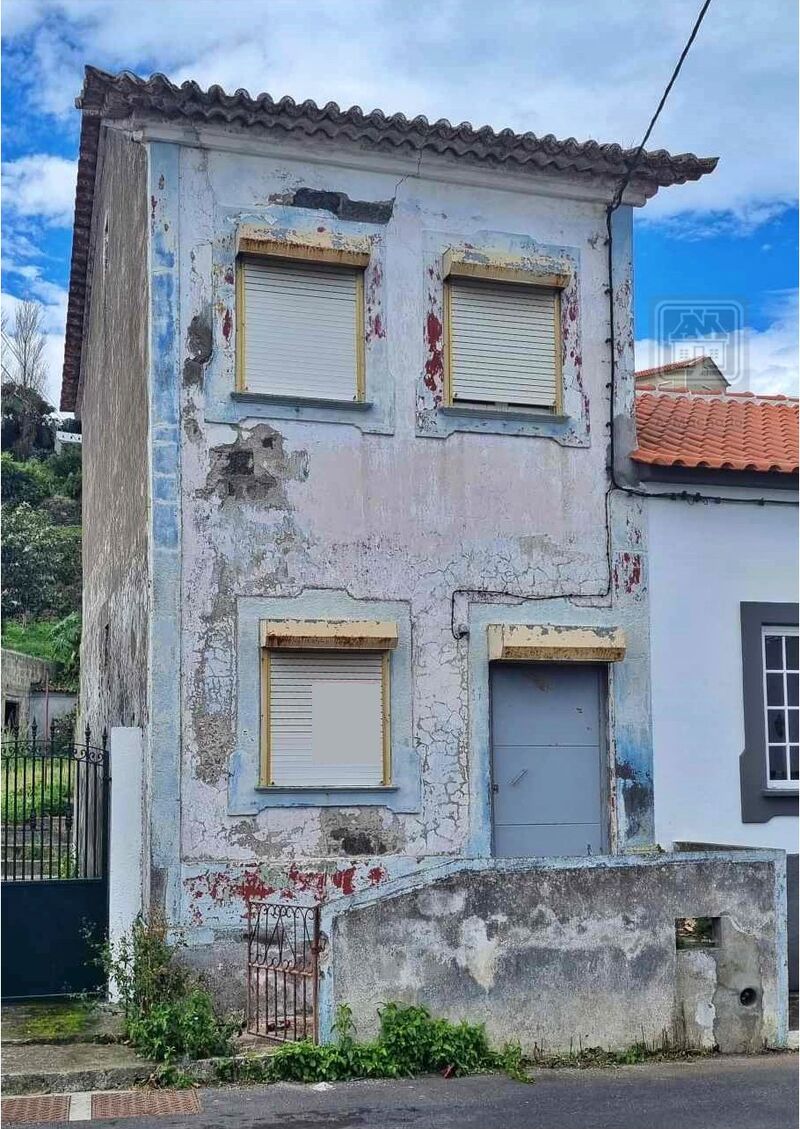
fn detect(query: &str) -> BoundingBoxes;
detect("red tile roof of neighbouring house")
[634,355,726,381]
[60,66,719,411]
[632,389,799,474]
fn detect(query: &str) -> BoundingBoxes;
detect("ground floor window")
[740,602,799,822]
[261,648,390,788]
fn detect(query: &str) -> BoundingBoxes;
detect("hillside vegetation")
[1,364,83,691]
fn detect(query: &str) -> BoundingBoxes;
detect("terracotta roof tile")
[635,355,715,380]
[60,66,718,410]
[632,390,799,475]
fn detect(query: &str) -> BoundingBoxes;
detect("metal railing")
[247,901,320,1043]
[1,723,109,882]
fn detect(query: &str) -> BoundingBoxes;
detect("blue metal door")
[1,726,109,999]
[490,663,605,857]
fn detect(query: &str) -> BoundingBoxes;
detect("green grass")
[2,754,75,817]
[1,618,59,662]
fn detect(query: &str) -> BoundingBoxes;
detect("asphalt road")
[89,1053,798,1129]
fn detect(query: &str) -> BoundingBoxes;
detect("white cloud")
[635,292,799,397]
[2,155,77,226]
[2,0,796,226]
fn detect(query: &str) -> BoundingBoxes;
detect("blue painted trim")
[229,591,420,814]
[147,142,183,922]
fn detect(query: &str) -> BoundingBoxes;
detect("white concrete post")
[108,726,144,1000]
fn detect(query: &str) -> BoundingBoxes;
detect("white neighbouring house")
[633,386,799,991]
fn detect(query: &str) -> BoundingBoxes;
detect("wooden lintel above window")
[442,248,570,290]
[261,619,398,650]
[237,235,370,269]
[488,624,626,663]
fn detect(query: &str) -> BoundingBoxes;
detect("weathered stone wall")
[326,852,787,1053]
[79,127,150,734]
[1,649,56,732]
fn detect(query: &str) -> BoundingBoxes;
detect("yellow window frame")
[259,648,392,788]
[442,260,565,414]
[235,241,368,401]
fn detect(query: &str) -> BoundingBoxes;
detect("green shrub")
[47,446,82,501]
[102,915,236,1064]
[126,989,237,1063]
[47,613,81,689]
[0,453,54,508]
[40,494,81,526]
[265,1003,529,1084]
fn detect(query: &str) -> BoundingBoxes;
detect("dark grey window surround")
[740,601,799,822]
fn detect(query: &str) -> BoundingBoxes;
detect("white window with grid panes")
[763,626,799,789]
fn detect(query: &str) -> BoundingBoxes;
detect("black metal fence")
[247,901,320,1043]
[1,723,109,882]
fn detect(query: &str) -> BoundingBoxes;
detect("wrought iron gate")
[1,724,109,1000]
[247,902,320,1042]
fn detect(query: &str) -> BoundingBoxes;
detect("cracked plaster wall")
[79,128,150,735]
[327,852,786,1052]
[136,133,652,939]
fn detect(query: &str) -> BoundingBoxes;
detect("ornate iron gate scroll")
[247,902,320,1042]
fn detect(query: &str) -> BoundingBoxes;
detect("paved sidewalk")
[2,1052,797,1128]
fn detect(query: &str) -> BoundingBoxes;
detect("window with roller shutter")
[445,277,562,410]
[237,254,365,401]
[261,650,390,788]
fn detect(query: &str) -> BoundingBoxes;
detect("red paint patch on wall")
[224,268,235,285]
[424,311,444,399]
[331,866,357,895]
[613,552,643,594]
[184,858,392,925]
[286,864,329,902]
[222,309,233,342]
[232,871,276,905]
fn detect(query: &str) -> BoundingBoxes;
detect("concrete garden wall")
[324,851,788,1054]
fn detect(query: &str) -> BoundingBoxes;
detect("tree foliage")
[1,301,52,459]
[47,612,82,690]
[1,381,56,459]
[1,502,82,619]
[1,452,54,507]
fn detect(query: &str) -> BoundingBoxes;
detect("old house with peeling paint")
[59,67,790,1051]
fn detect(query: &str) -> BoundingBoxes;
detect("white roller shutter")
[267,651,386,787]
[242,258,361,400]
[448,278,559,408]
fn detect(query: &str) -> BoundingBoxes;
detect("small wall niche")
[675,916,720,950]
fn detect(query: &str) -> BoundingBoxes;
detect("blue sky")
[2,0,797,406]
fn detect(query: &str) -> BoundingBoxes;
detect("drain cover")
[2,1095,71,1124]
[92,1090,201,1120]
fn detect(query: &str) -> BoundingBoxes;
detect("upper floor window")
[445,277,561,411]
[763,626,799,789]
[236,244,367,403]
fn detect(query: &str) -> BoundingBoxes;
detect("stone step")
[1,1041,157,1095]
